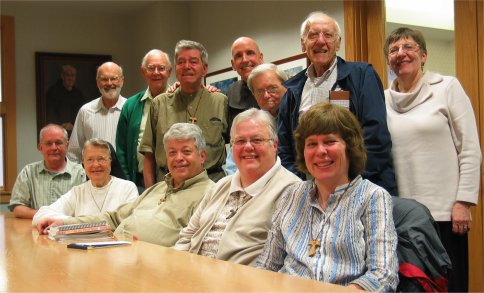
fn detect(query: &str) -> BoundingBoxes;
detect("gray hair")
[163,123,206,155]
[82,138,111,160]
[247,63,288,93]
[174,40,209,66]
[96,62,124,80]
[230,108,277,143]
[141,49,172,69]
[39,124,68,143]
[300,11,342,40]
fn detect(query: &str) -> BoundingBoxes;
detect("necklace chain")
[307,182,351,257]
[89,178,112,212]
[183,92,203,124]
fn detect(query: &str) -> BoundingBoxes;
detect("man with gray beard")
[67,62,126,163]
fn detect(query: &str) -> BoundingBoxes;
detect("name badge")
[329,90,350,108]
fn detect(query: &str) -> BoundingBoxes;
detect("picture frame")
[35,52,112,136]
[204,53,308,93]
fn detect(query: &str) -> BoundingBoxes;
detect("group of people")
[9,10,481,292]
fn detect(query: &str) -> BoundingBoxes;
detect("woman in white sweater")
[384,27,481,292]
[32,138,138,225]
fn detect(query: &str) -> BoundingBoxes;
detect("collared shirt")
[198,158,282,258]
[68,96,126,162]
[299,58,338,113]
[256,176,399,292]
[8,159,86,211]
[137,88,154,173]
[63,170,214,247]
[139,87,227,182]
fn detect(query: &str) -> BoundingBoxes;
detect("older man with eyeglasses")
[68,62,126,163]
[116,50,173,192]
[174,108,301,266]
[277,11,398,197]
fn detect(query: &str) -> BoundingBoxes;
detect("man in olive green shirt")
[36,123,214,247]
[139,40,228,187]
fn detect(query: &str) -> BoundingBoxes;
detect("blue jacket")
[116,90,145,185]
[277,57,398,196]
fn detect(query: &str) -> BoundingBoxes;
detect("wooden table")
[0,213,354,292]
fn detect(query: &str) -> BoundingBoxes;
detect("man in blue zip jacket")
[116,49,172,192]
[277,11,397,196]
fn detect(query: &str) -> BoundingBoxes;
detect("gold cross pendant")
[188,116,197,124]
[308,240,320,257]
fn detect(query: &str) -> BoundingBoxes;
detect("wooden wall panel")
[454,1,483,291]
[0,15,16,200]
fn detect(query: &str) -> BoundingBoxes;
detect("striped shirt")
[8,159,86,211]
[299,58,338,113]
[256,176,399,292]
[67,96,126,162]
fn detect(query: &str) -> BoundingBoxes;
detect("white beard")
[99,86,121,100]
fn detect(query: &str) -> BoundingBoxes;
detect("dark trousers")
[437,221,468,292]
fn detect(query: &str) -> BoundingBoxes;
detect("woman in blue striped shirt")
[256,103,398,291]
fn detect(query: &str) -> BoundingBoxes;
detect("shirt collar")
[229,157,282,198]
[309,175,362,209]
[306,57,338,81]
[164,169,209,194]
[140,88,155,102]
[94,96,125,112]
[38,158,78,175]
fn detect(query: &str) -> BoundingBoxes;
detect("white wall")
[1,0,345,174]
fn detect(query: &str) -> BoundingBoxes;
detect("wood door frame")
[0,15,17,202]
[344,0,483,290]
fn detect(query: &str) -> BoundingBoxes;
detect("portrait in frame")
[35,52,112,136]
[204,53,308,93]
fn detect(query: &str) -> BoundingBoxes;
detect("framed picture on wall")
[204,53,308,94]
[35,52,112,137]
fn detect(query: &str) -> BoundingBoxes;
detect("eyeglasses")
[84,156,110,165]
[231,137,273,147]
[254,86,280,97]
[146,64,168,73]
[306,31,338,43]
[98,76,122,83]
[388,43,419,56]
[42,140,66,147]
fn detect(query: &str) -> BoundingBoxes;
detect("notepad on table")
[67,241,131,250]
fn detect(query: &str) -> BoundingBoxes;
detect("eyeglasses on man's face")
[306,31,338,43]
[231,137,273,147]
[254,86,280,98]
[145,64,168,73]
[388,43,419,56]
[97,76,122,83]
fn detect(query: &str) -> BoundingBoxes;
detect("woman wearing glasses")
[32,138,138,226]
[384,27,481,292]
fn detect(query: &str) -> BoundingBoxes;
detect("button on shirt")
[256,176,398,292]
[137,89,154,173]
[68,96,126,162]
[198,159,282,258]
[299,58,338,113]
[8,159,86,211]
